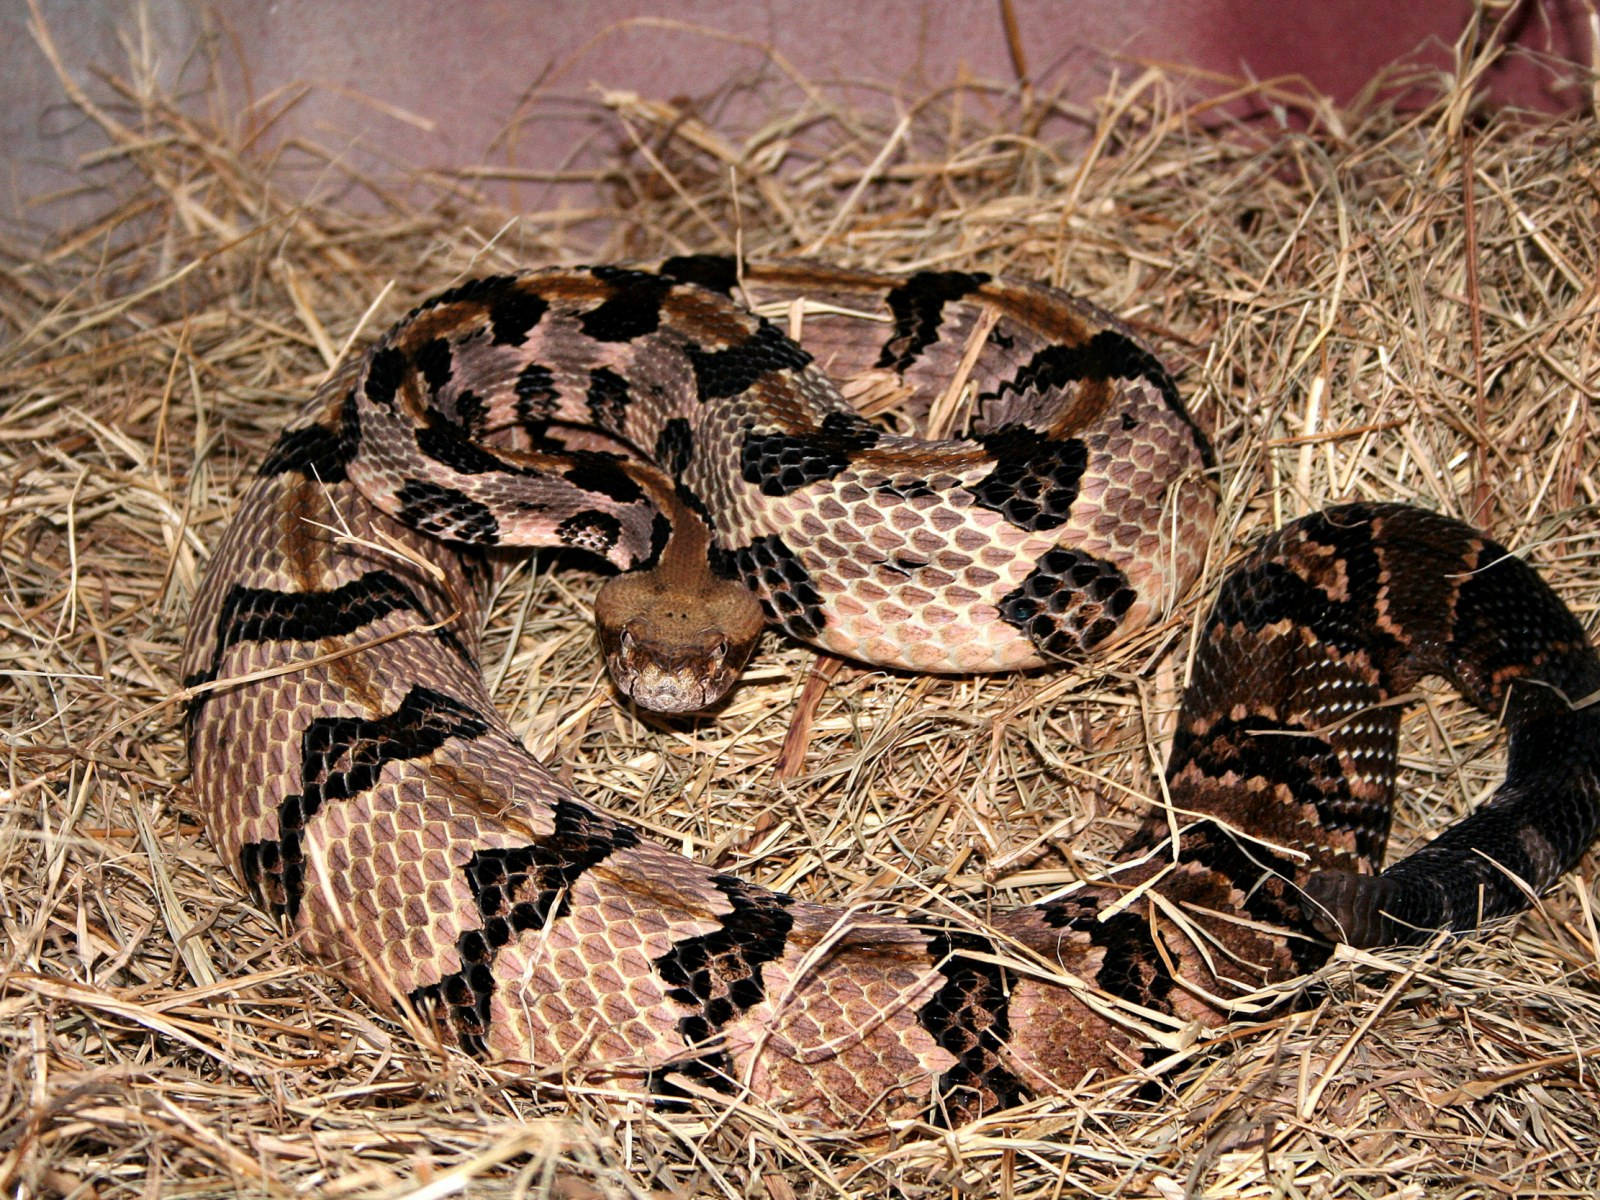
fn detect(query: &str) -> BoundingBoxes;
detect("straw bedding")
[3,16,1598,1199]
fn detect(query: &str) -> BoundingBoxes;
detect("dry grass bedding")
[2,15,1599,1200]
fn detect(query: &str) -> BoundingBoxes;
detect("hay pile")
[3,17,1598,1200]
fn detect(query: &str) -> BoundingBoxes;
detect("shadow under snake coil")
[182,257,1600,1130]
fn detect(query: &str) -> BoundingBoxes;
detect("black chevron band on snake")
[182,258,1600,1131]
[919,928,1026,1118]
[239,685,490,922]
[185,570,464,688]
[876,270,993,373]
[259,415,355,481]
[651,874,796,1089]
[411,800,643,1056]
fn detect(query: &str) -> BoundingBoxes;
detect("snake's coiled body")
[182,259,1600,1129]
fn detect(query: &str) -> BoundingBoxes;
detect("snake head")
[594,565,765,714]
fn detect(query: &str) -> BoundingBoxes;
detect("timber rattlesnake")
[181,258,1600,1129]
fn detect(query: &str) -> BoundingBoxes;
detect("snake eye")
[620,625,638,653]
[709,637,729,666]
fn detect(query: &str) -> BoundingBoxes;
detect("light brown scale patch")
[1289,535,1352,604]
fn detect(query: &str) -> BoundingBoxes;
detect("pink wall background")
[3,1,1592,245]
